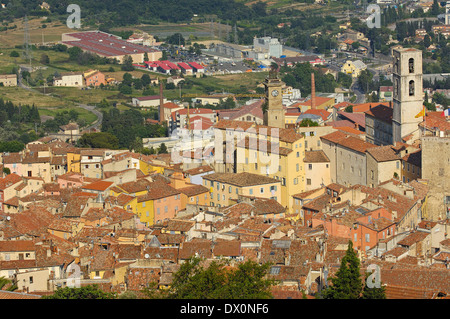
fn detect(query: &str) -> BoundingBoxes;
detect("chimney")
[311,73,316,110]
[159,80,164,124]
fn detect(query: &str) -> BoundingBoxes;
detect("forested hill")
[1,0,267,25]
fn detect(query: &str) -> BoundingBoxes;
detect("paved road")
[351,80,366,104]
[76,103,103,132]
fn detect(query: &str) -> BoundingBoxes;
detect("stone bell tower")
[392,47,423,143]
[263,68,285,129]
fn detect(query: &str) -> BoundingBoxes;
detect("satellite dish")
[6,216,10,221]
[144,254,150,259]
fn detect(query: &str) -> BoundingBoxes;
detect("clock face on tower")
[271,89,279,97]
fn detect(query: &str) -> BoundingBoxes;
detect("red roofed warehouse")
[62,31,162,64]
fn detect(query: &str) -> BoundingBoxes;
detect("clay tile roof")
[166,219,195,232]
[203,172,279,187]
[320,130,348,144]
[0,173,23,190]
[384,246,408,257]
[213,240,241,257]
[352,102,390,113]
[398,231,430,247]
[82,180,114,192]
[117,179,152,194]
[251,198,286,215]
[366,145,400,162]
[136,181,180,202]
[184,165,214,175]
[364,104,393,123]
[322,131,377,153]
[177,184,209,197]
[0,291,41,299]
[179,239,212,259]
[304,150,330,163]
[0,240,36,252]
[304,109,331,121]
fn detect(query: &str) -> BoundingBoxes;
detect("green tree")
[361,272,386,299]
[345,105,354,113]
[157,257,276,299]
[0,276,17,291]
[121,55,134,71]
[298,119,319,127]
[78,132,119,149]
[141,74,151,87]
[68,46,83,61]
[424,34,431,48]
[42,285,116,299]
[0,140,25,152]
[158,142,168,154]
[320,241,363,299]
[431,0,440,15]
[40,53,50,65]
[10,50,20,57]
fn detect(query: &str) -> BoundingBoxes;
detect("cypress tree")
[361,272,386,299]
[321,241,363,299]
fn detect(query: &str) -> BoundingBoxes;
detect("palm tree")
[0,276,18,291]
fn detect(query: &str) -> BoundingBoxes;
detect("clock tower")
[263,74,285,129]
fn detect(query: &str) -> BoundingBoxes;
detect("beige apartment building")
[203,172,281,208]
[0,74,17,86]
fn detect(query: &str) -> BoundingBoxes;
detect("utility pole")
[23,16,32,68]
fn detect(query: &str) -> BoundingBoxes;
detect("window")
[409,80,415,96]
[249,189,253,195]
[164,206,168,212]
[365,233,370,243]
[229,186,232,193]
[260,187,264,194]
[408,58,414,73]
[307,178,311,185]
[297,164,300,172]
[142,202,146,207]
[296,152,300,158]
[29,276,33,284]
[293,178,298,185]
[157,208,160,215]
[308,164,312,170]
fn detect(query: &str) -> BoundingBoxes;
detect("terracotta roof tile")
[204,172,279,187]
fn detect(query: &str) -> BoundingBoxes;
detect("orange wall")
[154,195,182,224]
